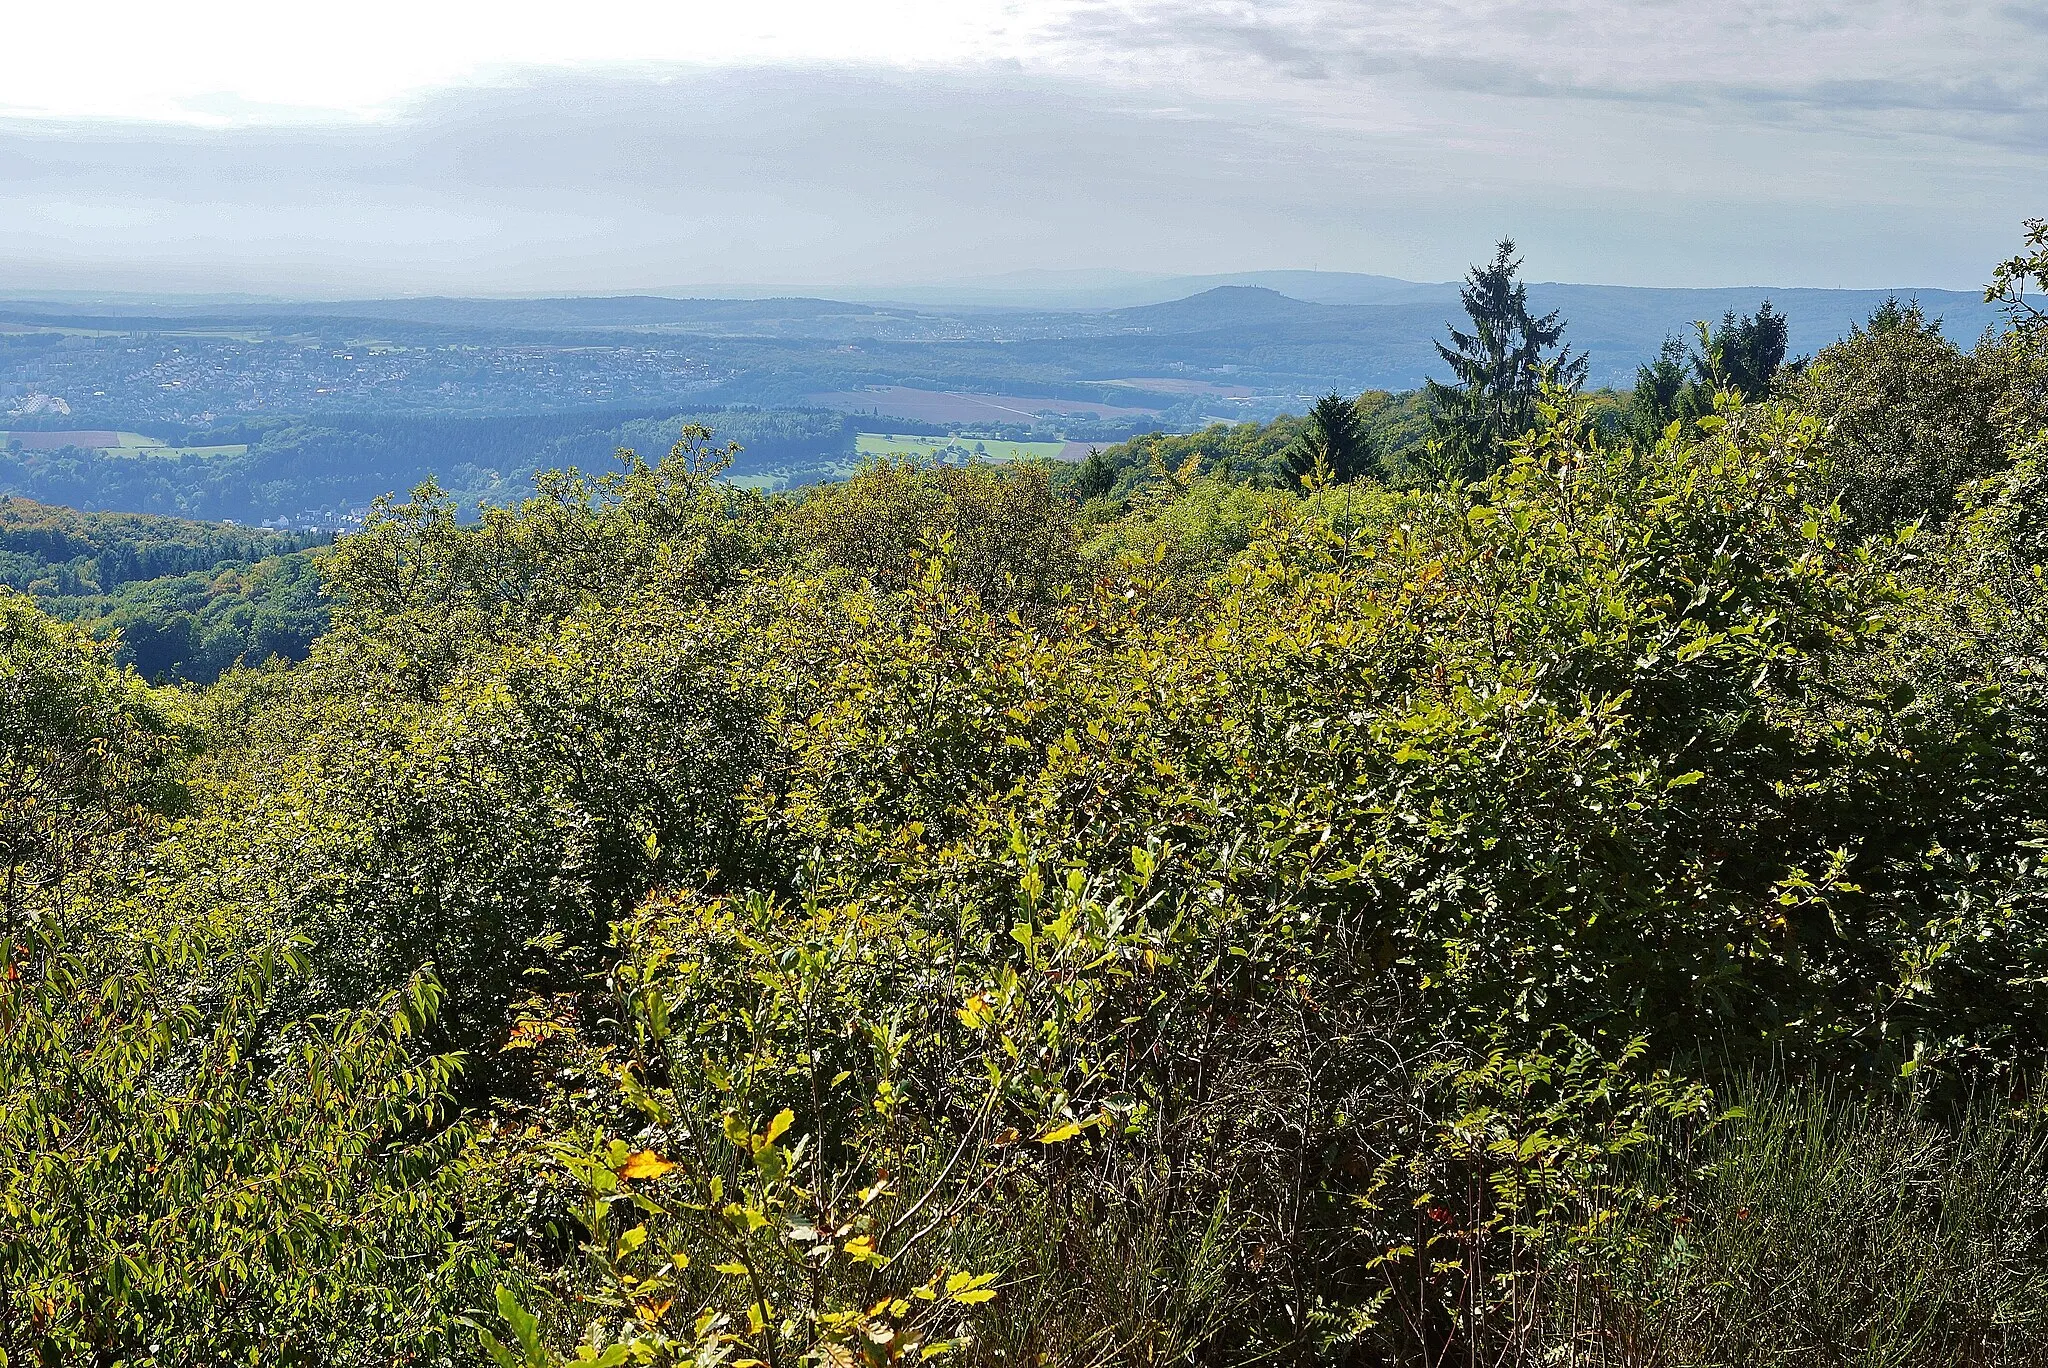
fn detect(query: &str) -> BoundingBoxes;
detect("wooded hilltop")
[6,226,2048,1366]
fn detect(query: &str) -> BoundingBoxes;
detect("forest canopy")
[5,223,2048,1367]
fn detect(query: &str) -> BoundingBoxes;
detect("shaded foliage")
[1792,300,2025,534]
[1625,303,1795,444]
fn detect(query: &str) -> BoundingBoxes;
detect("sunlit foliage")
[6,226,2048,1367]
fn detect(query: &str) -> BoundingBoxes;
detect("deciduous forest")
[6,225,2048,1366]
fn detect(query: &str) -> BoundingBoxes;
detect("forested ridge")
[0,498,330,684]
[6,225,2048,1366]
[0,409,865,522]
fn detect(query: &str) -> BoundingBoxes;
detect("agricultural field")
[120,442,250,459]
[0,430,247,458]
[855,432,1077,463]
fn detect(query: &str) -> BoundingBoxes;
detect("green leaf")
[479,1332,525,1368]
[495,1285,544,1363]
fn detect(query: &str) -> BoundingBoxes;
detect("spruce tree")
[1627,336,1692,445]
[1695,300,1788,401]
[1627,302,1794,444]
[1285,393,1380,486]
[1071,446,1116,502]
[1425,239,1587,477]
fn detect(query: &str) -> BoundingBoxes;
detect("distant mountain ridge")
[0,273,2013,441]
[835,268,1998,323]
[338,278,2012,374]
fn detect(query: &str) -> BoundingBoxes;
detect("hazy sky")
[1,0,2039,295]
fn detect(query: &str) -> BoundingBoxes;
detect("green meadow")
[855,431,1070,462]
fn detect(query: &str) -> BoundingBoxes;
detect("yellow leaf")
[619,1150,676,1181]
[1037,1121,1083,1145]
[844,1234,887,1266]
[763,1108,795,1147]
[945,1271,998,1305]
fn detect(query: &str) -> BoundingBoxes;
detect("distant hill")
[840,268,2002,334]
[1104,286,1341,331]
[0,409,861,522]
[848,271,1436,311]
[265,277,2014,388]
[278,294,897,332]
[0,271,2019,519]
[1522,283,2005,374]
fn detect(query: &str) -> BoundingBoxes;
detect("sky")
[0,0,2040,296]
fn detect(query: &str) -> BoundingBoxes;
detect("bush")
[20,240,2048,1360]
[1792,302,2015,535]
[788,458,1079,618]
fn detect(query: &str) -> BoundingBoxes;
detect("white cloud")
[0,2,2036,292]
[0,64,2033,296]
[1047,1,2048,147]
[13,0,2038,143]
[0,0,1081,124]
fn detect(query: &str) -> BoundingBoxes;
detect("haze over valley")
[1,271,2008,523]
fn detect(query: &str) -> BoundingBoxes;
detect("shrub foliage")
[7,233,2048,1366]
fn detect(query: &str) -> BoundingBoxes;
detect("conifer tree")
[1627,302,1794,443]
[1071,446,1116,501]
[1696,300,1788,400]
[1425,240,1588,477]
[1285,393,1380,486]
[1627,336,1692,445]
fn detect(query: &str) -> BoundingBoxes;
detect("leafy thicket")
[0,498,322,590]
[7,229,2048,1367]
[1077,389,1434,503]
[64,552,329,683]
[1793,300,2048,535]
